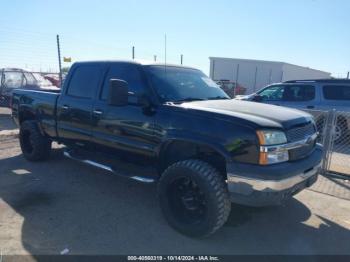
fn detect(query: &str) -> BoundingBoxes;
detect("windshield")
[145,66,229,103]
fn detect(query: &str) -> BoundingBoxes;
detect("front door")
[91,63,157,159]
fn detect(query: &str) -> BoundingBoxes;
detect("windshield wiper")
[207,96,230,100]
[173,97,205,103]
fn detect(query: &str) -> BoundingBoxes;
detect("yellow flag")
[63,57,72,62]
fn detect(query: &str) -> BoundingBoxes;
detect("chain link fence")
[306,109,350,177]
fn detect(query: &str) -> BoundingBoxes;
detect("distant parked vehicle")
[235,79,350,142]
[32,73,60,91]
[44,74,63,88]
[216,80,246,98]
[0,68,61,108]
[0,68,41,107]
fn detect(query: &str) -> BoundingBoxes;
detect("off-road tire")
[19,120,51,161]
[158,159,231,237]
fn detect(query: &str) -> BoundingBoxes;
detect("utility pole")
[280,70,284,82]
[269,68,272,84]
[234,64,240,98]
[180,54,183,65]
[164,34,167,66]
[56,34,62,88]
[253,66,258,91]
[347,71,349,79]
[211,60,215,80]
[132,46,135,60]
[154,55,157,62]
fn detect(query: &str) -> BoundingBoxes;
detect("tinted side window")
[283,85,315,101]
[67,65,102,99]
[259,85,285,101]
[3,71,23,89]
[101,63,145,100]
[323,85,350,100]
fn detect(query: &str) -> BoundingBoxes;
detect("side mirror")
[252,94,263,102]
[108,79,128,106]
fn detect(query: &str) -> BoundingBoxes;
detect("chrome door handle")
[93,110,103,115]
[62,105,69,110]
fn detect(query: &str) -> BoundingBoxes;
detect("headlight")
[256,130,289,165]
[256,130,287,145]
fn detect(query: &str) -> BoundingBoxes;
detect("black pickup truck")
[12,61,323,237]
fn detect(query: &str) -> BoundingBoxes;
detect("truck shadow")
[0,146,350,255]
[0,115,17,131]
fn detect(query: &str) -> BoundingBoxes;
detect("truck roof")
[73,60,199,71]
[284,79,350,84]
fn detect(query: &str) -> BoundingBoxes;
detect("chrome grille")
[289,140,316,161]
[286,122,317,161]
[286,123,316,142]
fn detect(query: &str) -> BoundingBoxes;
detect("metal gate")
[307,109,350,177]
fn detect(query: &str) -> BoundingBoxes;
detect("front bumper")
[226,144,323,206]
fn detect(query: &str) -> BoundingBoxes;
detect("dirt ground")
[0,109,350,257]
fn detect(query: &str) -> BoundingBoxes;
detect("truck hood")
[179,99,313,130]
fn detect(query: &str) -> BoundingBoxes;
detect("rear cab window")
[66,64,103,99]
[323,85,350,100]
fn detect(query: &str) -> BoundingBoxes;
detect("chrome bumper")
[227,162,321,194]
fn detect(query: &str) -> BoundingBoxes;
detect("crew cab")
[12,61,323,237]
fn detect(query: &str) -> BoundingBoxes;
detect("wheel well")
[159,141,227,178]
[19,110,36,125]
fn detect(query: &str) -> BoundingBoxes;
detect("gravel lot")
[0,109,350,257]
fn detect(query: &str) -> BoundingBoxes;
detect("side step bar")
[63,151,156,183]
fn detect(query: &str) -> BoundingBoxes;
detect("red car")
[216,80,247,98]
[44,74,62,87]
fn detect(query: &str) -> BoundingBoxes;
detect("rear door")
[280,84,317,109]
[56,64,105,147]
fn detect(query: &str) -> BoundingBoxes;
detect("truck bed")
[12,89,60,138]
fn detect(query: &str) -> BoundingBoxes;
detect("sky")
[1,0,349,77]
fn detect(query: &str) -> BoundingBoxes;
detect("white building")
[209,57,331,94]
